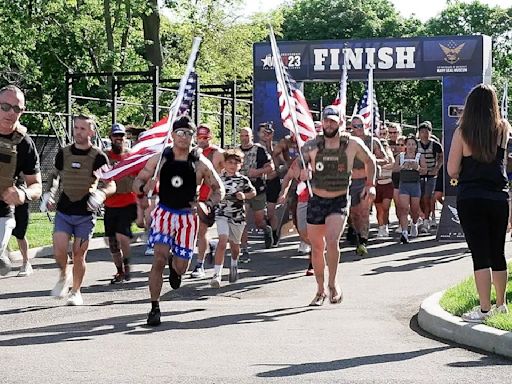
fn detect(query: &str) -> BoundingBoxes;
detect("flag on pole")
[268,28,315,146]
[332,47,349,131]
[101,44,201,181]
[355,67,380,134]
[502,82,509,121]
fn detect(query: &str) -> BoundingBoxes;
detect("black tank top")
[159,148,198,209]
[458,146,508,201]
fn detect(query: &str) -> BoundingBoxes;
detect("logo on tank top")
[171,176,184,188]
[315,161,324,172]
[71,162,81,169]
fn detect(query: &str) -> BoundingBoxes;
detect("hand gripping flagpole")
[268,26,313,197]
[147,37,202,198]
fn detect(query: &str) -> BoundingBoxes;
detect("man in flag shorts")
[300,106,376,306]
[132,115,224,326]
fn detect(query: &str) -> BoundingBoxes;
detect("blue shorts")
[420,177,437,198]
[399,182,421,198]
[54,212,96,239]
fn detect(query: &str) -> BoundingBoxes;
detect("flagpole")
[502,81,508,121]
[268,25,313,197]
[339,44,349,131]
[368,66,374,153]
[147,37,201,197]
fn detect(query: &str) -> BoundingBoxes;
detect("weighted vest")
[399,152,421,183]
[352,136,373,170]
[61,145,100,202]
[312,135,351,192]
[418,140,437,174]
[0,123,27,193]
[107,150,133,194]
[240,144,263,178]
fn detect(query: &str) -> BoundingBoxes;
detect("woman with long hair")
[393,136,426,243]
[447,83,510,322]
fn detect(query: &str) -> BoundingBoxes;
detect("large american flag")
[269,30,315,146]
[101,71,197,181]
[355,68,380,133]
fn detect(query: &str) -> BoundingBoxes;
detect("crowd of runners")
[0,84,449,326]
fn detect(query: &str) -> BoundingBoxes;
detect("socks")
[151,301,159,310]
[214,264,222,275]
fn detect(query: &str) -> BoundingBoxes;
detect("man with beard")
[301,106,376,306]
[104,123,138,283]
[189,124,224,278]
[44,115,115,305]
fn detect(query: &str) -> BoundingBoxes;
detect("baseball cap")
[259,122,274,133]
[418,121,433,132]
[322,105,340,123]
[197,125,212,138]
[111,123,126,135]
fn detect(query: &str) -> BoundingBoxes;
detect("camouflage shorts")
[306,194,349,225]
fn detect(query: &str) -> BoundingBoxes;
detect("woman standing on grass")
[447,83,510,322]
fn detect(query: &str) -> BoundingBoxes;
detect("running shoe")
[297,241,311,255]
[410,223,419,238]
[461,306,491,323]
[228,264,238,283]
[66,291,84,306]
[305,263,314,276]
[110,272,125,284]
[51,273,72,298]
[400,231,409,244]
[0,254,12,276]
[239,248,251,263]
[17,262,33,277]
[168,257,182,289]
[355,244,368,257]
[147,308,161,326]
[144,246,154,257]
[491,304,509,315]
[263,225,274,249]
[190,264,206,278]
[210,273,221,288]
[272,230,280,247]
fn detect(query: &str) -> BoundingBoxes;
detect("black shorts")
[307,194,349,225]
[266,177,281,204]
[104,204,137,238]
[12,203,29,239]
[391,172,400,189]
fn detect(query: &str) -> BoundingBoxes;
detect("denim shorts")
[54,211,96,239]
[398,182,421,198]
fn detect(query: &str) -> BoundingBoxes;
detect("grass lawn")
[7,212,140,251]
[439,262,512,331]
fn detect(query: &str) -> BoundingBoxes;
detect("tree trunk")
[141,0,163,67]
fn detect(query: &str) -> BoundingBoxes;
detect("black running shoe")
[147,308,161,326]
[264,225,273,249]
[110,272,125,284]
[168,257,182,289]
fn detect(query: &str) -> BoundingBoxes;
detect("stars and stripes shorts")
[148,203,198,260]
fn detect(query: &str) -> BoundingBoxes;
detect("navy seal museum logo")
[436,41,468,73]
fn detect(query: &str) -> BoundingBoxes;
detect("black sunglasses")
[352,124,364,129]
[0,102,24,113]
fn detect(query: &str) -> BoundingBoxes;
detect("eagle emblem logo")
[439,42,465,65]
[448,205,460,225]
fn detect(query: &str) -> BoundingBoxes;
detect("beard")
[323,128,339,138]
[111,143,122,154]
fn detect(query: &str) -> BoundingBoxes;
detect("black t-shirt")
[0,133,40,218]
[55,145,109,215]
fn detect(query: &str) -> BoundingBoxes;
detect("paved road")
[1,225,511,383]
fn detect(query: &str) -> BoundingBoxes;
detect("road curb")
[418,291,512,359]
[7,232,147,262]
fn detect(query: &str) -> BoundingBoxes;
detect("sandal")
[309,293,326,307]
[328,286,343,304]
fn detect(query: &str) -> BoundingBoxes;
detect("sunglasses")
[389,131,398,134]
[352,124,364,129]
[175,130,194,138]
[0,102,25,113]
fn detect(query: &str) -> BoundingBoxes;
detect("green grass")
[7,212,139,251]
[440,262,512,331]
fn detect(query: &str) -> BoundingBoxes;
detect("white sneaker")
[461,306,491,323]
[144,246,154,256]
[424,219,431,231]
[66,291,84,306]
[377,225,388,238]
[190,264,206,278]
[394,226,403,234]
[210,273,221,288]
[410,223,418,238]
[17,262,33,277]
[0,254,12,276]
[492,304,509,315]
[297,241,311,255]
[51,274,72,298]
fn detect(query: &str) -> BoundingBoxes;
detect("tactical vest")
[0,123,27,193]
[107,150,133,194]
[61,145,100,202]
[352,136,373,170]
[312,135,350,192]
[399,152,421,183]
[418,140,437,174]
[240,144,261,179]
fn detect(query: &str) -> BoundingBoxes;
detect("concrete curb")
[418,291,512,359]
[7,232,147,262]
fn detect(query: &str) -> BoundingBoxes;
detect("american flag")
[332,48,349,131]
[269,30,315,146]
[355,67,380,133]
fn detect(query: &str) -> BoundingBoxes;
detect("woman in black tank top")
[447,83,511,323]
